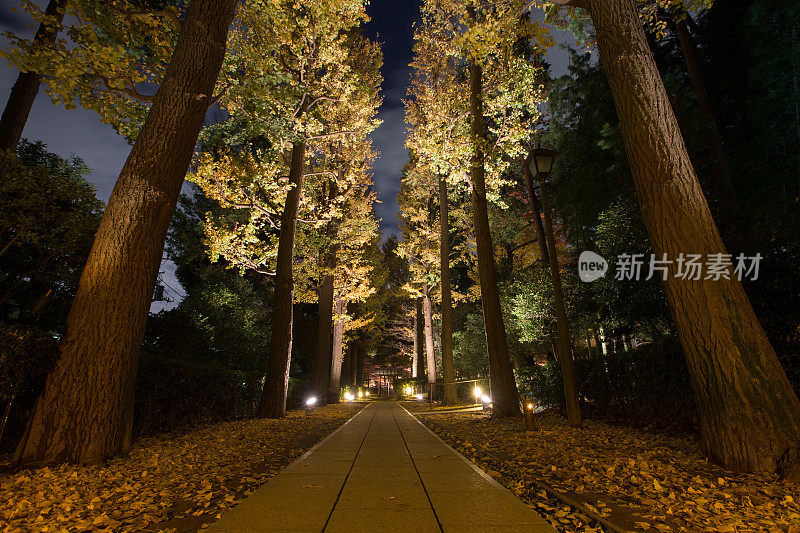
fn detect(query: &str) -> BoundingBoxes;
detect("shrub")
[517,336,697,430]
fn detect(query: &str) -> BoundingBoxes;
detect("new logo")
[578,251,608,282]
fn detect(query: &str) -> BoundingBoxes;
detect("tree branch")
[101,76,155,102]
[213,174,279,229]
[547,0,589,9]
[306,131,357,141]
[112,7,182,29]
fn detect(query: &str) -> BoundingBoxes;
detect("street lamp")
[525,144,582,427]
[527,147,558,179]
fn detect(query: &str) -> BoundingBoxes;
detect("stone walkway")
[207,402,555,533]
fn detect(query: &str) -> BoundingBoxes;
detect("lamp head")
[528,147,558,179]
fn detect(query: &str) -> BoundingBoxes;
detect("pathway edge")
[284,402,370,469]
[398,403,541,497]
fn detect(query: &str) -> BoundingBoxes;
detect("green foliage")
[520,337,696,430]
[697,0,800,368]
[452,309,490,378]
[0,141,103,328]
[360,236,412,366]
[136,189,273,430]
[2,0,178,140]
[0,324,59,450]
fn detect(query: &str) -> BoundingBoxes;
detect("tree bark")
[468,61,520,418]
[522,156,550,265]
[439,176,457,404]
[348,336,358,388]
[422,283,437,402]
[590,0,800,477]
[327,296,346,403]
[539,178,582,427]
[0,394,15,445]
[341,343,351,388]
[415,297,425,378]
[310,255,335,405]
[13,0,237,466]
[411,311,418,378]
[355,338,364,387]
[0,0,66,153]
[348,304,358,388]
[673,14,737,211]
[257,139,306,418]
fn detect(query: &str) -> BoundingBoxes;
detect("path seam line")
[321,403,378,532]
[397,402,539,499]
[391,403,445,533]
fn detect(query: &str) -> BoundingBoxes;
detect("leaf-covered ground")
[412,408,800,533]
[0,403,364,532]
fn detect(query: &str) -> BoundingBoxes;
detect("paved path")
[207,402,555,533]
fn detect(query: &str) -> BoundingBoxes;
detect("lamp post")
[527,148,582,427]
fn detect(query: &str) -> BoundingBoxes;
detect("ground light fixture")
[365,391,370,397]
[344,392,355,402]
[481,395,493,413]
[524,400,536,431]
[358,391,363,398]
[473,386,482,402]
[415,393,424,401]
[305,397,317,411]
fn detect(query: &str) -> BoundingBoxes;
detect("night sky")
[0,1,581,305]
[364,0,421,238]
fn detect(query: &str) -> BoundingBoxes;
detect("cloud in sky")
[369,64,413,238]
[370,105,408,237]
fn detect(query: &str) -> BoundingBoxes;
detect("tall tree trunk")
[439,176,457,404]
[415,297,425,378]
[0,394,15,445]
[355,338,364,388]
[673,14,737,211]
[341,345,351,388]
[257,139,306,418]
[539,179,582,427]
[468,61,520,418]
[522,156,550,264]
[348,337,358,388]
[422,283,437,402]
[327,296,346,403]
[411,311,418,378]
[348,304,358,388]
[593,329,603,357]
[13,0,237,466]
[0,0,66,153]
[590,0,800,477]
[310,254,335,405]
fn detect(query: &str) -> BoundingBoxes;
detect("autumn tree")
[398,170,441,400]
[13,0,238,466]
[404,26,472,404]
[405,0,549,416]
[324,188,380,402]
[548,0,800,476]
[192,7,381,416]
[291,137,381,404]
[1,0,180,146]
[0,0,65,152]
